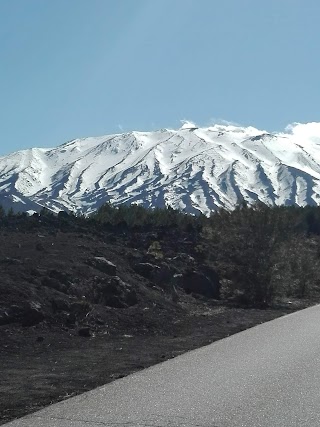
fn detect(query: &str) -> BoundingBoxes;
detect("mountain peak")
[1,122,320,215]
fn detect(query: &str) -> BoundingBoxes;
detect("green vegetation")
[2,201,320,307]
[204,203,320,306]
[92,202,201,231]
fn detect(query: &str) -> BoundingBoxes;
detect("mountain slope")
[2,122,320,215]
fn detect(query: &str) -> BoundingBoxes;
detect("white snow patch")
[180,120,198,130]
[2,121,320,215]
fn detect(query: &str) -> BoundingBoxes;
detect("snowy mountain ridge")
[2,122,320,215]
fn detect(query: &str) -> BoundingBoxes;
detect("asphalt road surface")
[4,304,320,427]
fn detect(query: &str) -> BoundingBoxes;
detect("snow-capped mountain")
[2,122,320,215]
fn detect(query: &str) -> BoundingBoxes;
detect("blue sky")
[0,0,319,155]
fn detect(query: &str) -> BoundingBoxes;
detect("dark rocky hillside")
[0,206,318,424]
[0,219,219,332]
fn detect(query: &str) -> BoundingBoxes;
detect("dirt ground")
[0,300,303,425]
[0,223,313,425]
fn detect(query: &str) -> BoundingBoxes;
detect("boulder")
[51,297,70,312]
[172,253,195,264]
[88,257,117,276]
[0,303,45,326]
[153,263,173,286]
[133,262,173,289]
[133,263,160,280]
[21,302,45,326]
[70,300,92,317]
[96,276,137,308]
[42,276,67,293]
[48,269,71,285]
[175,269,219,298]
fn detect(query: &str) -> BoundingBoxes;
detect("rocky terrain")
[0,214,310,425]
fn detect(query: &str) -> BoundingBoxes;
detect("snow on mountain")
[2,122,320,215]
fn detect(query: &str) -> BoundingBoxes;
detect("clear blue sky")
[0,0,319,155]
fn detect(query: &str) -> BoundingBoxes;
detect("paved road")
[4,305,320,427]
